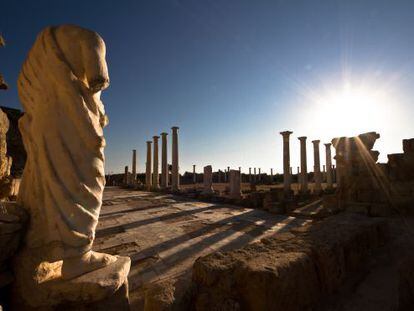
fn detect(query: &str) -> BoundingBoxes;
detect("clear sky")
[1,0,414,174]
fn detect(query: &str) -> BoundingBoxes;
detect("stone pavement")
[94,187,312,307]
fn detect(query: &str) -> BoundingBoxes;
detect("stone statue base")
[12,247,131,310]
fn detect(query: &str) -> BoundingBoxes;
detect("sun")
[307,83,393,137]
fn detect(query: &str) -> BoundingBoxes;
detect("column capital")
[298,136,307,141]
[280,130,293,137]
[171,126,179,130]
[153,135,159,140]
[312,139,320,144]
[324,143,332,147]
[160,132,168,136]
[146,140,152,144]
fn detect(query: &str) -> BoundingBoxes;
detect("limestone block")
[403,138,414,154]
[229,170,241,199]
[191,214,388,310]
[0,110,13,200]
[12,250,130,309]
[0,107,26,178]
[144,280,175,311]
[0,202,28,288]
[0,110,11,179]
[202,165,213,195]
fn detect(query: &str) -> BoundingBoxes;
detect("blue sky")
[1,0,414,174]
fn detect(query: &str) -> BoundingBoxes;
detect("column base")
[12,247,131,310]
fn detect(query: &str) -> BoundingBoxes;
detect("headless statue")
[17,25,116,280]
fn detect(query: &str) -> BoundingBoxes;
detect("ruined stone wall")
[332,132,414,216]
[190,214,388,310]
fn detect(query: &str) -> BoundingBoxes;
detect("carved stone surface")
[12,24,130,308]
[0,110,12,199]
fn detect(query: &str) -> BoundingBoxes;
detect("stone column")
[202,165,213,194]
[229,170,241,199]
[131,149,137,185]
[124,165,129,185]
[193,164,196,184]
[218,170,221,183]
[312,140,322,194]
[298,136,308,193]
[146,141,152,190]
[322,164,326,182]
[258,168,261,181]
[253,168,257,183]
[249,168,252,183]
[227,166,230,183]
[171,126,179,191]
[270,168,273,182]
[160,132,168,188]
[280,131,293,193]
[153,136,159,189]
[325,142,333,189]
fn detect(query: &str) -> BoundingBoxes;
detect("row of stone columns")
[143,126,180,191]
[280,131,334,194]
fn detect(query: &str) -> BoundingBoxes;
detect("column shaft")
[229,170,241,199]
[146,141,152,190]
[325,143,333,189]
[298,136,308,193]
[280,131,293,193]
[203,165,213,194]
[153,136,159,188]
[124,165,129,185]
[312,140,322,193]
[132,149,137,184]
[171,127,180,191]
[160,133,168,188]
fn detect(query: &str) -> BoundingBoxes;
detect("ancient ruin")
[1,3,414,310]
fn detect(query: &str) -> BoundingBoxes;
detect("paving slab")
[94,187,312,308]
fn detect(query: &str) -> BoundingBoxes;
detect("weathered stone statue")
[13,25,130,309]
